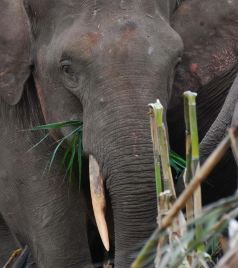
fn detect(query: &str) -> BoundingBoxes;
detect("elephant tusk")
[89,155,110,251]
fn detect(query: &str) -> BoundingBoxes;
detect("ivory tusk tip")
[97,220,110,251]
[89,155,110,251]
[103,239,110,252]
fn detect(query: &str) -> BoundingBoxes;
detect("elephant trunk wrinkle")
[104,150,156,267]
[82,96,164,267]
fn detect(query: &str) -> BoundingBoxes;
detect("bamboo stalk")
[149,100,178,228]
[149,100,163,214]
[131,229,160,268]
[184,91,204,256]
[132,134,231,268]
[161,135,231,229]
[183,91,201,220]
[149,100,186,267]
[149,100,168,267]
[149,100,176,200]
[3,249,22,268]
[184,93,193,221]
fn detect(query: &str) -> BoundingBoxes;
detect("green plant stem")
[131,229,159,268]
[132,176,238,268]
[184,91,203,254]
[149,100,176,199]
[161,135,231,229]
[149,101,163,199]
[184,91,201,220]
[149,100,181,267]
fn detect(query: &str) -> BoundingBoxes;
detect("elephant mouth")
[89,155,109,252]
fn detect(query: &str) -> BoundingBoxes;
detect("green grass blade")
[66,137,77,183]
[48,127,82,170]
[61,142,72,165]
[170,151,186,166]
[27,133,50,152]
[30,120,82,131]
[169,151,186,175]
[78,132,82,191]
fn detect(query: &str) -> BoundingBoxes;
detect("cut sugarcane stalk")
[183,91,202,220]
[132,134,232,268]
[149,100,163,218]
[149,100,176,200]
[149,100,173,266]
[149,100,186,268]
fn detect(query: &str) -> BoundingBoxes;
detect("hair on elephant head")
[0,0,183,267]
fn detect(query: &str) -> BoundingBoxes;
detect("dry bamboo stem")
[149,100,186,268]
[3,249,22,268]
[149,100,176,200]
[132,133,233,268]
[149,101,163,202]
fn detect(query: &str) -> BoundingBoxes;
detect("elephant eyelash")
[60,59,72,70]
[61,64,74,75]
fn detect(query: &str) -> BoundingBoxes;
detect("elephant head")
[168,0,238,205]
[171,0,238,107]
[0,0,183,266]
[168,0,238,158]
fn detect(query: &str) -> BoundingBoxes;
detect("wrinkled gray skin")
[0,82,92,267]
[0,215,19,267]
[168,0,238,204]
[199,75,238,201]
[0,0,183,267]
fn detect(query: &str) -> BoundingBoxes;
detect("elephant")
[199,74,238,204]
[167,0,238,204]
[0,0,183,267]
[0,215,20,267]
[0,79,93,267]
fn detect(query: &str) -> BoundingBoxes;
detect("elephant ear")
[0,0,32,105]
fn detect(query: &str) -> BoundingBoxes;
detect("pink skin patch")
[190,63,198,74]
[84,32,101,46]
[122,27,136,40]
[79,32,101,56]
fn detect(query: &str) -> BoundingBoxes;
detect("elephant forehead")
[61,30,102,58]
[28,0,158,16]
[59,15,181,62]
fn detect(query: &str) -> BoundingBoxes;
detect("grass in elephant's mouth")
[30,120,185,190]
[30,120,83,188]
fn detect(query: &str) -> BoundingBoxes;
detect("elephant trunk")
[200,75,238,160]
[200,75,238,203]
[85,101,159,267]
[108,148,157,267]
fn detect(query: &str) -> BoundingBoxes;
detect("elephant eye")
[60,60,79,88]
[62,64,71,74]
